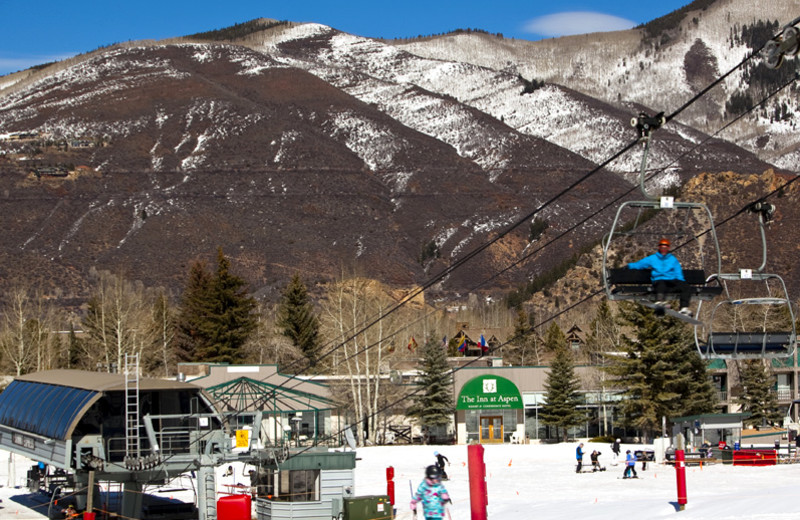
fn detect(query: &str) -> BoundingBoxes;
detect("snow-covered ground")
[1,441,798,519]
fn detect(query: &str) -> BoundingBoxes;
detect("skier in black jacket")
[590,450,604,472]
[434,451,450,480]
[611,438,621,465]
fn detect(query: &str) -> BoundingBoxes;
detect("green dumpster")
[343,495,392,520]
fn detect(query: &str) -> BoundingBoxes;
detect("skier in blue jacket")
[623,450,638,479]
[627,238,693,316]
[411,465,451,519]
[576,442,584,473]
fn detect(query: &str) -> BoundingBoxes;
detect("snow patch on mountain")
[327,110,404,171]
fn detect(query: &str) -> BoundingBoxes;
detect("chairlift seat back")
[607,268,722,300]
[701,331,795,356]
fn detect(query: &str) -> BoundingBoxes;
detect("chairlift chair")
[695,203,797,359]
[602,113,723,309]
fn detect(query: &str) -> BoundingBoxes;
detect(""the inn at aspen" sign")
[456,375,523,410]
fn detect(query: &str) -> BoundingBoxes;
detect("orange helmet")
[658,238,670,247]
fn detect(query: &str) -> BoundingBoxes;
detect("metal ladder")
[124,353,141,460]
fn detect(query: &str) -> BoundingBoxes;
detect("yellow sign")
[235,429,250,448]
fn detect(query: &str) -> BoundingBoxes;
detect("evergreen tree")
[606,303,715,441]
[201,248,257,363]
[540,323,584,442]
[174,260,214,362]
[407,335,454,442]
[175,249,257,364]
[737,360,781,427]
[277,273,322,371]
[66,323,83,369]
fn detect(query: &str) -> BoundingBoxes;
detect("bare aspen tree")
[321,275,398,446]
[585,300,623,436]
[27,288,60,371]
[244,301,304,369]
[0,286,35,375]
[82,271,155,373]
[151,289,175,377]
[0,286,62,374]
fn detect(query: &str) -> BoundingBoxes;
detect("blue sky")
[0,0,693,76]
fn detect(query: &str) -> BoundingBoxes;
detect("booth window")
[278,469,320,502]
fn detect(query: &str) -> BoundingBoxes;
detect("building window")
[278,469,320,502]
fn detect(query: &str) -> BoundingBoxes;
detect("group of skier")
[575,443,606,473]
[576,439,645,478]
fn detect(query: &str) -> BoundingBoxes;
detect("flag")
[457,337,467,353]
[479,334,488,353]
[407,336,417,351]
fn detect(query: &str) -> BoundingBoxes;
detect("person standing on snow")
[590,450,604,472]
[576,442,585,473]
[434,451,450,480]
[623,450,638,479]
[411,465,451,520]
[611,438,621,465]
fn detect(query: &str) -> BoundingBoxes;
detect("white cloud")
[523,11,636,38]
[0,53,76,76]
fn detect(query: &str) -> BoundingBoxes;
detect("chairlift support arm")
[764,18,800,69]
[630,112,666,200]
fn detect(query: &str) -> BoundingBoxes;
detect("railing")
[777,388,793,401]
[107,429,193,462]
[716,390,728,402]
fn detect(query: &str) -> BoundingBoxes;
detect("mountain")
[0,2,796,310]
[392,0,800,171]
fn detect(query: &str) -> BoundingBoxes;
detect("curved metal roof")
[0,379,100,439]
[0,370,203,440]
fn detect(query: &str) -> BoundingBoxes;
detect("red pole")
[386,466,395,506]
[675,449,687,510]
[468,444,488,520]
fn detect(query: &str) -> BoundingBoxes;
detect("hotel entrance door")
[480,416,503,443]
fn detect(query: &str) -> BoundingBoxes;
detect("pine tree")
[407,335,454,442]
[174,249,257,364]
[201,248,257,363]
[174,260,214,362]
[66,323,83,369]
[737,360,781,427]
[540,323,584,442]
[606,303,716,441]
[277,273,322,371]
